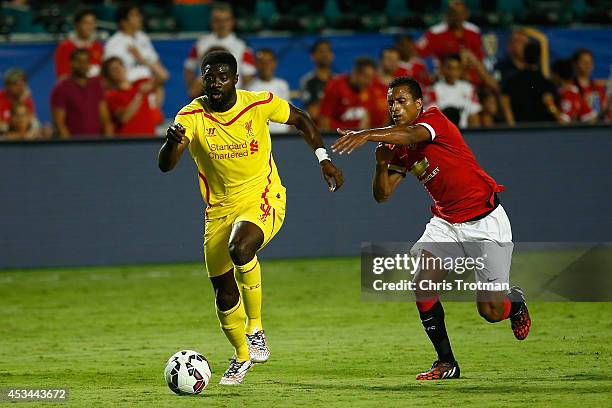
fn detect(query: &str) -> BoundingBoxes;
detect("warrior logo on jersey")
[410,157,430,178]
[245,120,254,138]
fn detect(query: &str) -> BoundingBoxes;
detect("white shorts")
[411,205,514,286]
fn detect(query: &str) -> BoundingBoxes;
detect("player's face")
[202,63,238,109]
[388,86,423,125]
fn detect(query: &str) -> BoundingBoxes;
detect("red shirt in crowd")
[320,74,389,130]
[105,79,159,136]
[0,89,35,123]
[399,57,431,87]
[54,35,104,78]
[575,79,607,117]
[559,84,596,123]
[416,21,484,85]
[50,77,105,137]
[416,21,484,60]
[388,107,503,223]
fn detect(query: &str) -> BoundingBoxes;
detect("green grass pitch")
[1,256,611,407]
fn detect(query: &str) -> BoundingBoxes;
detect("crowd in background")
[0,0,610,141]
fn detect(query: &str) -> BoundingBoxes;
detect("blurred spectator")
[51,49,113,139]
[246,48,291,134]
[572,49,608,120]
[552,59,596,124]
[104,5,168,85]
[378,47,409,86]
[394,35,430,87]
[478,90,503,127]
[500,43,560,125]
[184,2,255,98]
[415,0,486,87]
[299,39,335,125]
[426,54,481,128]
[0,68,35,131]
[54,9,104,80]
[494,29,530,85]
[319,57,388,131]
[102,57,160,137]
[1,103,51,141]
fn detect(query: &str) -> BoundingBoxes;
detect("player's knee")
[228,237,258,266]
[215,286,240,311]
[477,302,504,323]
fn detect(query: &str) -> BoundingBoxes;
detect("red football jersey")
[105,79,158,136]
[0,90,35,123]
[416,22,484,61]
[399,57,431,87]
[416,21,484,85]
[54,37,104,78]
[559,84,596,123]
[388,107,504,223]
[320,74,389,129]
[575,80,607,117]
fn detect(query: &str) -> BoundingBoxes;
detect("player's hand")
[166,123,186,144]
[320,160,344,192]
[375,142,395,165]
[332,128,369,155]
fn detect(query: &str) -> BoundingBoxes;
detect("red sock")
[501,297,511,320]
[416,295,440,312]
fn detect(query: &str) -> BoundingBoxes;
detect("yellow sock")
[216,298,250,362]
[234,256,263,335]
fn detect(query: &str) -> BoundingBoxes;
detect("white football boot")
[218,356,253,385]
[246,330,270,363]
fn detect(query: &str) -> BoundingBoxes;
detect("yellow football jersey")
[174,90,291,218]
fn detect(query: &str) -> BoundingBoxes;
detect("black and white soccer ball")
[164,350,211,395]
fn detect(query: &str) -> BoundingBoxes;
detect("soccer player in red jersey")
[332,77,531,380]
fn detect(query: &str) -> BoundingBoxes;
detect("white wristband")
[315,148,330,163]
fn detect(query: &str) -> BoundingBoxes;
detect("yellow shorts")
[203,189,286,277]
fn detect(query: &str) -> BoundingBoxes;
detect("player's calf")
[476,288,531,340]
[477,292,507,323]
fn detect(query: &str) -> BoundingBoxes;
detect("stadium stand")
[0,0,611,140]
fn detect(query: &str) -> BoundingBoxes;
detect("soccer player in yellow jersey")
[158,51,344,385]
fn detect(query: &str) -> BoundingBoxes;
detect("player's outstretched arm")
[285,104,344,192]
[158,123,190,172]
[331,125,431,155]
[373,143,404,203]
